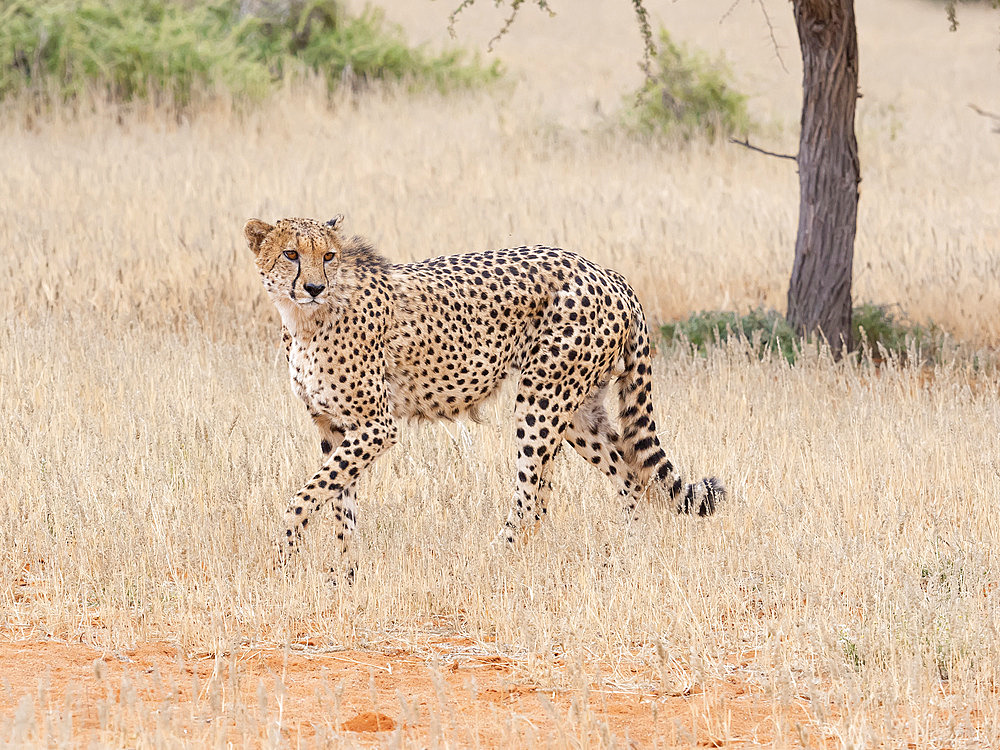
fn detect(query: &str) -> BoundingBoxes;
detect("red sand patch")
[341,711,397,732]
[0,636,833,747]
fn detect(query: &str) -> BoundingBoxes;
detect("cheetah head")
[244,215,346,311]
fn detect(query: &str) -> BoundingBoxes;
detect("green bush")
[237,2,501,92]
[661,305,946,365]
[661,308,798,364]
[623,29,751,139]
[0,0,500,106]
[851,303,945,363]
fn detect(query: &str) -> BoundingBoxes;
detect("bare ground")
[0,634,830,748]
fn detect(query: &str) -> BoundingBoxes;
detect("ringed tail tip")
[677,476,725,517]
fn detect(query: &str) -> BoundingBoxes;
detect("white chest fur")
[273,296,315,339]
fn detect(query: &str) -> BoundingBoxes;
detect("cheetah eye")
[323,252,335,262]
[283,250,299,261]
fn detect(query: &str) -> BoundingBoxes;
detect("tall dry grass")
[2,0,1000,745]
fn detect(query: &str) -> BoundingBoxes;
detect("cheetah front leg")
[278,416,398,576]
[305,415,360,581]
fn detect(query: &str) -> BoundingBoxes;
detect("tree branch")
[488,0,525,52]
[754,0,789,73]
[728,137,798,161]
[631,0,656,77]
[720,0,743,24]
[447,0,477,38]
[449,0,556,49]
[969,103,1000,133]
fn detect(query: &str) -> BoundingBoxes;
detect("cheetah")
[244,215,723,573]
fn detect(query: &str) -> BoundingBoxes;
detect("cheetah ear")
[244,219,274,256]
[325,214,344,231]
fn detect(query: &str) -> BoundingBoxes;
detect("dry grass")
[2,0,1000,746]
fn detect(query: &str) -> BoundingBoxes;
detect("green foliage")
[0,0,500,106]
[0,0,261,104]
[661,304,946,365]
[852,303,945,364]
[239,2,501,92]
[840,632,865,672]
[624,29,751,140]
[920,557,966,597]
[661,308,797,364]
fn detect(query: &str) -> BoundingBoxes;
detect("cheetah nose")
[303,282,325,298]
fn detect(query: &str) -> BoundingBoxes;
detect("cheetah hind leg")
[494,381,579,547]
[567,386,725,520]
[564,385,647,521]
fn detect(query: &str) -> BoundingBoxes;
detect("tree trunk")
[787,0,860,357]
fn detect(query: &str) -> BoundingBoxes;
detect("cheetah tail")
[616,314,723,517]
[675,476,725,517]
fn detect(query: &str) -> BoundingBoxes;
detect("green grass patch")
[660,308,797,363]
[839,632,865,672]
[851,303,945,363]
[0,0,501,106]
[660,304,946,365]
[623,28,751,140]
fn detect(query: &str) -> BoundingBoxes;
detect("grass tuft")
[660,308,798,363]
[851,302,946,363]
[660,304,947,364]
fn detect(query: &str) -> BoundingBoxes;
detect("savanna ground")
[2,0,1000,746]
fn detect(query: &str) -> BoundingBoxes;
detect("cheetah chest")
[287,334,385,423]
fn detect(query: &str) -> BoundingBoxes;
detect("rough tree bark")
[787,0,861,357]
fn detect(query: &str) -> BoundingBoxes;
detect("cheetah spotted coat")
[244,216,722,573]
